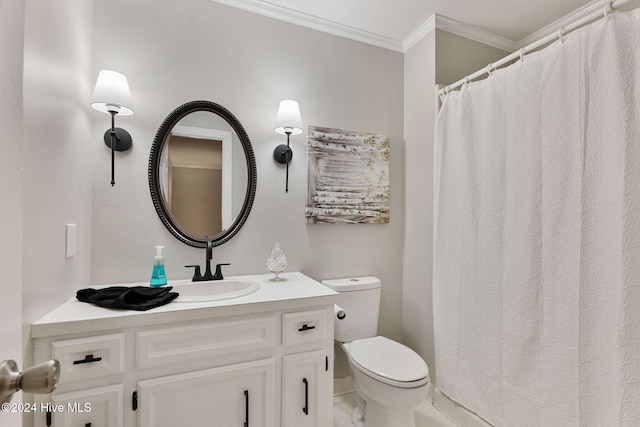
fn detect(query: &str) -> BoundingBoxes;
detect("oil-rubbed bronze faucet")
[185,240,230,281]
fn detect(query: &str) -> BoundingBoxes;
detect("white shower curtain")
[434,8,640,427]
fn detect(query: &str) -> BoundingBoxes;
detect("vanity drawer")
[282,309,327,348]
[51,333,125,384]
[136,316,275,369]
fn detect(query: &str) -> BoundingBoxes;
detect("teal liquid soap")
[150,263,167,287]
[150,245,168,287]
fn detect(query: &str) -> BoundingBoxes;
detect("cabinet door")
[137,358,275,427]
[36,384,124,427]
[282,350,330,427]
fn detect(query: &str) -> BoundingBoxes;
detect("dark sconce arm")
[105,110,132,187]
[273,130,293,193]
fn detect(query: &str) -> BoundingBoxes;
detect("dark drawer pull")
[302,378,309,415]
[244,390,249,427]
[298,324,316,332]
[73,354,102,365]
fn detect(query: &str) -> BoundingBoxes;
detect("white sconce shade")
[90,69,135,187]
[273,99,303,193]
[91,70,134,116]
[274,100,302,135]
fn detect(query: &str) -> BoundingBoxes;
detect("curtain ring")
[486,63,494,76]
[604,2,613,20]
[444,85,451,95]
[558,27,565,43]
[519,48,526,62]
[463,76,470,88]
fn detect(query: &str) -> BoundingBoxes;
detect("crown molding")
[432,15,517,52]
[209,0,612,54]
[517,0,607,47]
[209,0,405,52]
[403,14,437,51]
[209,0,523,54]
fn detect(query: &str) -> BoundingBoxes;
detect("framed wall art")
[306,126,389,224]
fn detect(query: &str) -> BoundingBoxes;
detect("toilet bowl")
[341,337,429,427]
[322,277,430,427]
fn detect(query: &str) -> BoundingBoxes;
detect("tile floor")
[333,392,359,427]
[333,392,459,427]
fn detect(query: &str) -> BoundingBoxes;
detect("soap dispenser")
[150,245,168,287]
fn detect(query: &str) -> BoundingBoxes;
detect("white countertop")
[31,272,338,338]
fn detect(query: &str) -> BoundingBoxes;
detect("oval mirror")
[149,101,257,248]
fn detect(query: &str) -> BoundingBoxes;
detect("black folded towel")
[76,286,179,311]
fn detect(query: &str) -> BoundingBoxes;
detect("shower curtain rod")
[438,0,635,96]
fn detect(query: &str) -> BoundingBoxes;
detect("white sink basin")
[174,279,260,302]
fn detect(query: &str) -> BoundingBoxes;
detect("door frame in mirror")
[170,124,234,229]
[148,100,257,248]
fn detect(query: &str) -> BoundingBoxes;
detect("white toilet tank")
[322,276,381,342]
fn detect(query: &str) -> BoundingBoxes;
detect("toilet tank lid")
[321,276,381,292]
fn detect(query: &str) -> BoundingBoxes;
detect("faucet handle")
[185,265,203,281]
[213,263,230,280]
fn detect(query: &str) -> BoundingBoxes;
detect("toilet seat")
[348,336,430,389]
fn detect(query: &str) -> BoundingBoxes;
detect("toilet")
[322,277,429,427]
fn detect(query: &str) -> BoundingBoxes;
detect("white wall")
[435,30,511,86]
[402,29,508,384]
[402,30,437,382]
[22,0,94,350]
[0,0,25,425]
[89,0,405,343]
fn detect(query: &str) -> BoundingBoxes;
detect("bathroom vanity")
[30,272,337,427]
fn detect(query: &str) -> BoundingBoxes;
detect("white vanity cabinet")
[47,384,124,427]
[133,315,277,427]
[137,358,275,427]
[281,309,332,427]
[31,273,337,427]
[282,350,330,427]
[32,333,126,427]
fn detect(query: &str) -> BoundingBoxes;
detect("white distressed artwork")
[306,126,390,224]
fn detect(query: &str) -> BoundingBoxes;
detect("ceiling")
[210,0,603,52]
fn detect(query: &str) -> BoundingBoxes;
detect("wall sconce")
[273,100,303,193]
[90,70,134,186]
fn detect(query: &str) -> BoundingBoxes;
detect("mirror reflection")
[158,111,248,240]
[149,101,256,248]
